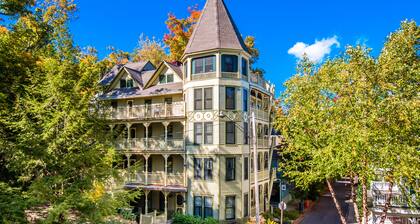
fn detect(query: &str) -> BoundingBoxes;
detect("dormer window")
[159,73,174,84]
[192,56,216,74]
[222,55,238,73]
[120,79,134,88]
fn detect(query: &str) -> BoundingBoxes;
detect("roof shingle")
[184,0,248,55]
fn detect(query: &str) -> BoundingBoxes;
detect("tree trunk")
[351,175,361,224]
[326,179,347,224]
[361,177,368,224]
[378,182,394,224]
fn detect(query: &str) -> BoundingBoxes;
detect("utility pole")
[252,112,260,223]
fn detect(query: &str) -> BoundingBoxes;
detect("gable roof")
[100,61,156,90]
[99,64,123,86]
[184,0,248,55]
[143,61,184,88]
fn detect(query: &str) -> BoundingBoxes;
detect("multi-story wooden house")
[98,0,276,222]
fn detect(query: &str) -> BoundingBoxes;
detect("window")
[242,58,248,76]
[222,55,238,73]
[257,153,261,171]
[264,152,269,169]
[195,157,213,181]
[204,197,213,218]
[225,196,236,220]
[226,122,236,144]
[167,74,174,83]
[192,56,215,74]
[194,158,202,179]
[244,122,249,145]
[194,196,213,219]
[244,193,249,217]
[226,158,236,181]
[120,79,126,88]
[226,87,236,110]
[250,155,254,173]
[194,123,203,145]
[204,122,213,144]
[194,196,202,217]
[195,88,213,110]
[127,79,134,88]
[167,156,173,173]
[243,89,248,112]
[194,89,203,110]
[159,73,174,84]
[244,157,249,180]
[204,158,213,180]
[195,122,213,145]
[204,88,213,110]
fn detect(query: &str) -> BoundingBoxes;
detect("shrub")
[172,213,218,224]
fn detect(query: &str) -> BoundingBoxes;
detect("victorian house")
[98,0,276,222]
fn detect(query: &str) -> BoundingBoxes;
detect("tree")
[132,34,167,66]
[276,20,419,224]
[245,35,265,76]
[163,5,201,61]
[0,0,137,222]
[104,46,130,69]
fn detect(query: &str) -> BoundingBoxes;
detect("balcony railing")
[127,171,185,186]
[251,108,270,121]
[116,138,184,152]
[106,102,185,120]
[250,75,275,94]
[257,137,270,148]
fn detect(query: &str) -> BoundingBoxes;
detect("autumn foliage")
[164,6,201,61]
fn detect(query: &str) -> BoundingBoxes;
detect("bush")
[172,213,218,224]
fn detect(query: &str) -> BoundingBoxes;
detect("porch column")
[183,192,187,214]
[163,121,170,143]
[144,122,150,148]
[181,154,186,187]
[144,190,150,214]
[164,191,169,222]
[126,123,132,150]
[126,154,131,182]
[144,154,150,185]
[164,154,169,187]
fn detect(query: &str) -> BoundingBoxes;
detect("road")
[300,181,350,224]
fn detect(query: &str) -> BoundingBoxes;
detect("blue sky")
[69,0,419,96]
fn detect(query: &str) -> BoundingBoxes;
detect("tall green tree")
[276,20,419,224]
[0,0,137,222]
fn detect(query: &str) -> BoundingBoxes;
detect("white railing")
[251,108,270,121]
[128,171,185,186]
[116,138,184,151]
[257,137,270,148]
[106,102,185,120]
[250,75,274,93]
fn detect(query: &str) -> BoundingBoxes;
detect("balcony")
[257,137,270,148]
[116,138,184,152]
[251,108,270,121]
[250,75,275,94]
[127,171,185,187]
[106,102,185,120]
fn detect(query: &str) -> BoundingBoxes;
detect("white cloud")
[288,36,340,63]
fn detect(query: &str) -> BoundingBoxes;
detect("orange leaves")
[163,6,201,61]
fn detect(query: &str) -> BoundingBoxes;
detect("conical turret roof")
[184,0,248,55]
